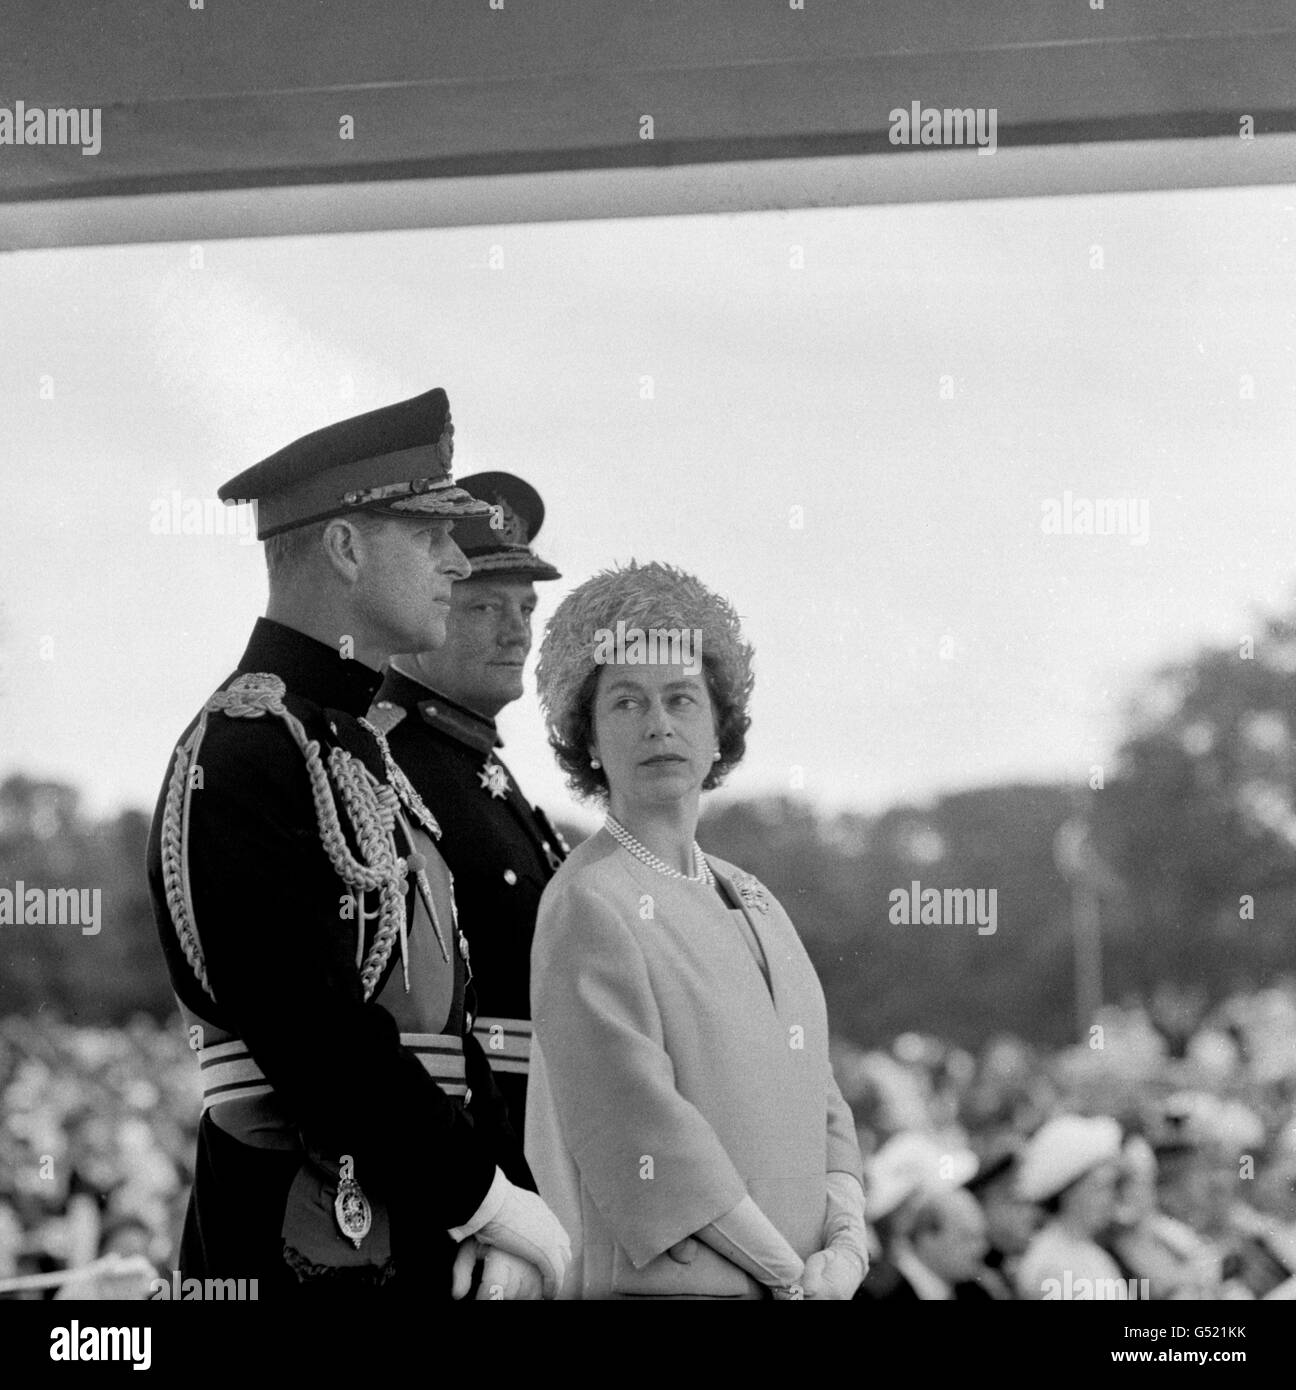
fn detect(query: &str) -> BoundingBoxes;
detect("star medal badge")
[478,759,510,800]
[334,1154,372,1250]
[734,873,771,914]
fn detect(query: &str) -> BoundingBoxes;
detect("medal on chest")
[334,1154,372,1249]
[478,758,510,800]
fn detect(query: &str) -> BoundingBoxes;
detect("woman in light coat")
[525,561,867,1299]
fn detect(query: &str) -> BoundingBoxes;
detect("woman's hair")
[536,560,755,802]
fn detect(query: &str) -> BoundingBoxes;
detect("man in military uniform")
[368,472,566,1137]
[145,390,570,1300]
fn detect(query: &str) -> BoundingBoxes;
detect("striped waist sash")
[400,1032,469,1097]
[198,1031,468,1111]
[471,1016,533,1076]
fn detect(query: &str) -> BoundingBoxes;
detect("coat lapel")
[711,865,781,1011]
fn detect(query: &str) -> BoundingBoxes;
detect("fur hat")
[536,560,754,734]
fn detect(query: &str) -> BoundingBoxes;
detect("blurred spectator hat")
[1018,1115,1122,1202]
[866,1132,978,1220]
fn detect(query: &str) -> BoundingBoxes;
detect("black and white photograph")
[1,0,1294,1369]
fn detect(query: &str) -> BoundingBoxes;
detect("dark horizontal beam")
[5,133,1292,255]
[1,0,1293,246]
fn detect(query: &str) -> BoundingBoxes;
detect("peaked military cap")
[453,471,561,581]
[218,388,493,540]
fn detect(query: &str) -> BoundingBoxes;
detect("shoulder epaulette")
[365,699,408,736]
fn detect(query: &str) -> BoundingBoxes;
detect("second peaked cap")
[453,471,562,581]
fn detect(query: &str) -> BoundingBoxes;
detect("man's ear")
[321,516,364,582]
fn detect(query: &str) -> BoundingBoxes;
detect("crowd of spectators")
[0,1013,196,1298]
[2,981,1294,1300]
[839,981,1296,1300]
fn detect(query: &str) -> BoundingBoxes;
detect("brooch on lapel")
[734,873,771,914]
[478,758,510,800]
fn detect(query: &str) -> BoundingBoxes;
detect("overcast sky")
[2,184,1295,831]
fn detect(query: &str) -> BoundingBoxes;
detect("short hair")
[536,561,755,802]
[264,519,327,580]
[263,511,387,583]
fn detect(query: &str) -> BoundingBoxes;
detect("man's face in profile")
[411,576,538,718]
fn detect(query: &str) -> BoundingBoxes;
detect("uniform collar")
[238,617,383,716]
[378,663,503,756]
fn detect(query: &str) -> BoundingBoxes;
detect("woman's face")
[590,661,718,814]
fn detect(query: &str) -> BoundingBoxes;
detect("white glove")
[450,1238,545,1300]
[800,1246,865,1300]
[449,1169,571,1298]
[478,1248,544,1300]
[450,1237,482,1300]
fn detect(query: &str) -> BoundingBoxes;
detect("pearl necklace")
[604,815,715,886]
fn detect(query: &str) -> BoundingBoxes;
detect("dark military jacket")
[145,619,531,1298]
[368,667,568,1136]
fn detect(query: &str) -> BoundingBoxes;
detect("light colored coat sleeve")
[531,877,750,1270]
[826,1068,864,1183]
[752,876,863,1189]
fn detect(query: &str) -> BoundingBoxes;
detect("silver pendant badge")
[334,1153,372,1250]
